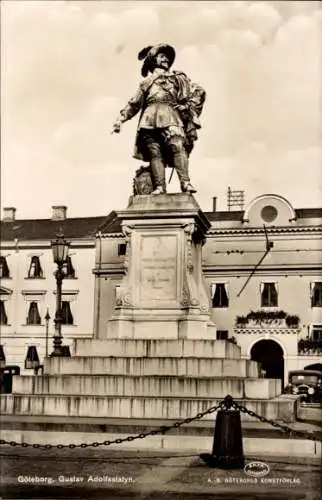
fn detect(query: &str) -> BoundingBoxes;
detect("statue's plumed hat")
[138,44,176,77]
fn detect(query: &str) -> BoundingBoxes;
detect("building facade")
[0,206,111,373]
[204,194,322,384]
[93,194,322,385]
[1,194,321,382]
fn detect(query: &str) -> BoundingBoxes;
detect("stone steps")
[12,375,280,399]
[73,339,241,359]
[0,394,295,422]
[43,356,259,378]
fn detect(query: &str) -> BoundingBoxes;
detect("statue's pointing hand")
[111,119,122,134]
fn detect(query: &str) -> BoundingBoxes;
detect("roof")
[1,205,321,241]
[205,208,322,222]
[294,208,322,218]
[0,212,117,241]
[205,210,244,222]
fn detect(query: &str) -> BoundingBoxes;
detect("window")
[0,257,10,278]
[27,302,41,325]
[61,301,73,324]
[28,256,43,278]
[261,205,278,223]
[261,282,278,307]
[312,325,322,341]
[62,257,76,278]
[118,244,126,256]
[0,301,8,325]
[311,282,322,307]
[216,330,228,340]
[211,283,229,308]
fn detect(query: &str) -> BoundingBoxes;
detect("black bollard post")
[200,395,245,469]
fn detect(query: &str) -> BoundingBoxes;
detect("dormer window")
[28,256,43,278]
[0,257,10,279]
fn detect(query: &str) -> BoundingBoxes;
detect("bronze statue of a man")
[112,44,206,195]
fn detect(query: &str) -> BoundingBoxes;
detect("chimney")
[2,207,16,222]
[212,197,217,212]
[52,205,67,221]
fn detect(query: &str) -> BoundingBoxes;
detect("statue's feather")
[138,46,152,60]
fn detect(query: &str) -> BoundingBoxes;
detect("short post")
[200,395,245,469]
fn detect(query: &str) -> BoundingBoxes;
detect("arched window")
[28,256,43,278]
[27,302,41,325]
[61,301,73,325]
[0,257,10,279]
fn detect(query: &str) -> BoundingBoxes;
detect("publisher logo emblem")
[244,461,270,477]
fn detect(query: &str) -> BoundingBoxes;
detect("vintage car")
[283,370,322,404]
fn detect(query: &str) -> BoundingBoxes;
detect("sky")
[1,0,322,219]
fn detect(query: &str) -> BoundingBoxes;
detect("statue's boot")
[151,186,165,195]
[182,181,197,193]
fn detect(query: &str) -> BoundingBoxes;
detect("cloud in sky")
[1,0,321,218]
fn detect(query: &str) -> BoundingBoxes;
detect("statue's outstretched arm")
[112,86,144,134]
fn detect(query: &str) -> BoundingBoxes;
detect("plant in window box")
[298,339,305,354]
[317,339,322,353]
[305,337,314,353]
[285,315,300,328]
[236,316,247,327]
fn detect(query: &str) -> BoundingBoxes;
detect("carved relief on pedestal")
[184,223,195,274]
[181,223,200,309]
[180,283,191,308]
[115,225,134,308]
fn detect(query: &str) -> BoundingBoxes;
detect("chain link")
[234,401,321,442]
[0,395,320,449]
[0,400,223,450]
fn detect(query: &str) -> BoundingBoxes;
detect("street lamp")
[50,234,71,357]
[44,308,50,358]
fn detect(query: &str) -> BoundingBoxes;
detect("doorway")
[250,339,284,386]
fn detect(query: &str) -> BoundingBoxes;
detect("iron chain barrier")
[0,395,320,450]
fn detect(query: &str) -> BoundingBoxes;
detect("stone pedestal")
[107,194,216,339]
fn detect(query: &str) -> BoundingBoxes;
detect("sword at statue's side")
[168,167,175,184]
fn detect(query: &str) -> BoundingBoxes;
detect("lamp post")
[44,308,50,358]
[50,234,70,357]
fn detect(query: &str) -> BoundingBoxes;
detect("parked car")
[284,370,322,404]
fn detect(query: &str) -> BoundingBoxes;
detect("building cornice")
[207,226,322,236]
[234,327,300,335]
[0,240,96,250]
[203,265,322,276]
[96,232,124,239]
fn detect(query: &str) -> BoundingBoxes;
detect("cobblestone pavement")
[0,447,321,499]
